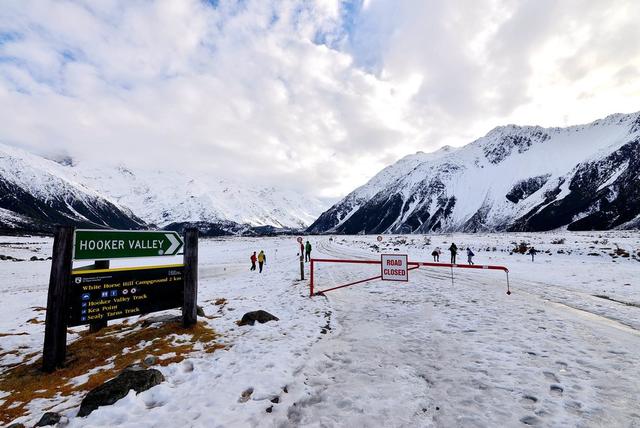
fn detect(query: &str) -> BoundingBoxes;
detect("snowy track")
[284,239,640,427]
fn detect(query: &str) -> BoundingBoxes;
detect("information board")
[381,254,408,281]
[67,264,184,327]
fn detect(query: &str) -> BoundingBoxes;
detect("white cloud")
[0,0,638,199]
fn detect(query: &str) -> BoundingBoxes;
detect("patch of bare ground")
[0,319,224,424]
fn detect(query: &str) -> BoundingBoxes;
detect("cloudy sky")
[1,0,639,200]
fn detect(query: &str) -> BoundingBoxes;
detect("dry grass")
[0,319,223,424]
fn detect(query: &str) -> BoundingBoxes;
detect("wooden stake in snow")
[43,226,74,372]
[182,227,198,327]
[297,237,304,281]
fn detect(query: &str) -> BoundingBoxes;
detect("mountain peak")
[309,110,640,234]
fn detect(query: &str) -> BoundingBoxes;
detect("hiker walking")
[467,247,475,265]
[250,251,257,271]
[305,241,312,262]
[528,247,538,262]
[449,243,458,264]
[431,247,441,262]
[258,250,266,273]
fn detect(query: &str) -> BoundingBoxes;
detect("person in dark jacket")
[467,247,475,265]
[305,241,312,262]
[431,248,441,262]
[250,251,257,271]
[528,247,538,262]
[449,243,458,264]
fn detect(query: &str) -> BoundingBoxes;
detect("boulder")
[30,256,39,261]
[34,412,61,427]
[77,367,164,417]
[141,314,181,326]
[196,305,205,317]
[238,310,279,326]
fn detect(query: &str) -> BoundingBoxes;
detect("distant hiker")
[449,243,458,264]
[305,241,312,262]
[467,247,475,265]
[431,247,441,262]
[250,251,257,271]
[528,247,538,262]
[258,250,266,273]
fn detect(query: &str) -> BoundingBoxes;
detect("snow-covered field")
[1,231,639,427]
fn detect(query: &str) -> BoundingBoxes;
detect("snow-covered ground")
[1,231,639,427]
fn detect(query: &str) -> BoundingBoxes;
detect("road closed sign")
[381,254,408,281]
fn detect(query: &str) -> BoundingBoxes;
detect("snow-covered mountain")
[309,111,640,234]
[0,143,324,234]
[72,162,323,230]
[0,145,145,232]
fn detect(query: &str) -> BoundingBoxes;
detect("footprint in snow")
[542,371,559,383]
[564,400,583,415]
[549,385,564,397]
[520,415,542,426]
[519,395,538,409]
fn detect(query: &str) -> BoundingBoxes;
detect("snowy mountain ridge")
[309,111,640,234]
[0,143,324,233]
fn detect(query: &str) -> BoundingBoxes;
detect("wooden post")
[310,259,314,296]
[182,228,198,327]
[299,242,304,281]
[43,226,74,372]
[89,260,109,333]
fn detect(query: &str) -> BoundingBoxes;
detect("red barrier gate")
[310,257,510,297]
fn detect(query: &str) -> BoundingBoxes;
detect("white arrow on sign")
[166,233,181,255]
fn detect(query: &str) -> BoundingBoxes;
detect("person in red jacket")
[250,251,257,271]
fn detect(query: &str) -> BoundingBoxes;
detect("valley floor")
[1,231,639,427]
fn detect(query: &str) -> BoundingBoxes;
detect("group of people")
[249,250,267,273]
[432,243,539,264]
[431,243,475,264]
[249,240,313,273]
[249,238,538,273]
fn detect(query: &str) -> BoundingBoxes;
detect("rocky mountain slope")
[308,111,640,234]
[0,146,145,233]
[0,144,324,235]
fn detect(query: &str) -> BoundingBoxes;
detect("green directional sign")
[73,230,184,260]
